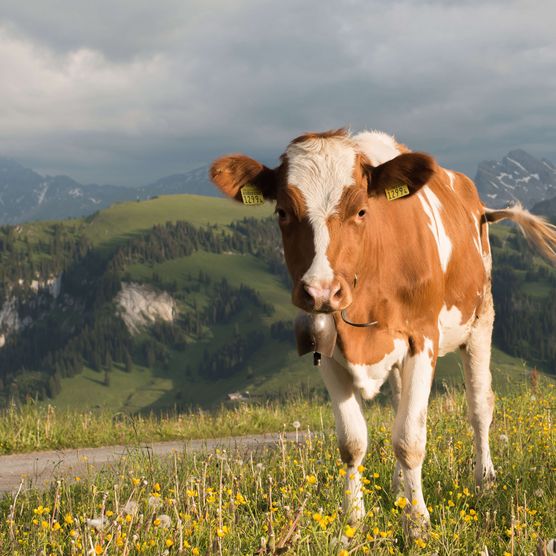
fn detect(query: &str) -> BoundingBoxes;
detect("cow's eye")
[357,209,366,218]
[276,208,288,220]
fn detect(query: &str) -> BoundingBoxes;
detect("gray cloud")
[0,0,555,185]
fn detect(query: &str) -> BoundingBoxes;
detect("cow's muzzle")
[293,275,352,313]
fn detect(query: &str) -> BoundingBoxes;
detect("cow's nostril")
[331,284,342,299]
[302,284,316,305]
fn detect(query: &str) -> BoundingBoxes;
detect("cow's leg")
[460,295,496,488]
[320,356,367,523]
[392,338,435,538]
[388,366,404,496]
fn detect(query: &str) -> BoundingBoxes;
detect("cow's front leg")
[388,366,404,496]
[392,338,435,539]
[320,356,367,523]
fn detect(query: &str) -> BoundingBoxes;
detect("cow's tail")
[484,203,556,263]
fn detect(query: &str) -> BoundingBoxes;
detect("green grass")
[127,251,294,321]
[53,334,541,414]
[84,194,274,253]
[53,365,173,414]
[1,383,554,554]
[0,396,333,455]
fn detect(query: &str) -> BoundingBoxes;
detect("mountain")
[475,149,556,208]
[138,165,218,198]
[0,157,218,225]
[532,194,556,223]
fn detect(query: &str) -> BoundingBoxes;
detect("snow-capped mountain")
[475,149,556,209]
[0,158,218,225]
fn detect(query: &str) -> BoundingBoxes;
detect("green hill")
[0,194,553,412]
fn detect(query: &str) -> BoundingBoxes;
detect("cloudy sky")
[0,0,555,186]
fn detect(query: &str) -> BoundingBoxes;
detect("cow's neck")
[345,226,390,327]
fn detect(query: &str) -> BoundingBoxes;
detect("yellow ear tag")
[240,183,265,205]
[385,184,410,201]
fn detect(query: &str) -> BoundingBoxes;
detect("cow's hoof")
[475,465,496,490]
[402,509,430,541]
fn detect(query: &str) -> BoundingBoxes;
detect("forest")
[0,214,554,405]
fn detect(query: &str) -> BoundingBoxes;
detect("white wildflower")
[534,488,544,498]
[499,434,509,444]
[293,420,301,430]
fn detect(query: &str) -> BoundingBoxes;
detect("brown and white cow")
[210,129,556,534]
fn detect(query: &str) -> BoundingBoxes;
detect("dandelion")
[306,474,317,485]
[155,514,172,528]
[86,517,106,531]
[33,505,50,515]
[123,500,139,515]
[415,538,427,549]
[344,525,356,538]
[165,538,174,547]
[395,496,408,509]
[216,525,229,538]
[499,434,509,444]
[148,496,162,509]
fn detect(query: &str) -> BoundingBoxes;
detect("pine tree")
[124,350,133,373]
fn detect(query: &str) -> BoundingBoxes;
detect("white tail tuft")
[484,203,556,263]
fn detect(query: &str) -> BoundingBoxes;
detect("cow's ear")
[210,154,278,202]
[365,152,435,199]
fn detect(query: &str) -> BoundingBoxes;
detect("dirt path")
[0,431,305,496]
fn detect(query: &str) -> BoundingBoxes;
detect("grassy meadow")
[1,382,554,555]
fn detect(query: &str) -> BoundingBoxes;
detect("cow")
[209,129,556,536]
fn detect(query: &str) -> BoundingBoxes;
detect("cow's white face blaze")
[283,134,358,312]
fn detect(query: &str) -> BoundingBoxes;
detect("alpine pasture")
[0,194,554,554]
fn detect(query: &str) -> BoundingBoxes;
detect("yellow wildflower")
[344,524,356,538]
[415,538,427,549]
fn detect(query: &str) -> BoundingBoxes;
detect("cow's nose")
[303,282,342,310]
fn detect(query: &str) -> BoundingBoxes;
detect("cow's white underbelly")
[438,304,474,356]
[334,339,407,400]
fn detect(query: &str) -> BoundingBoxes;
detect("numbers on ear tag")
[240,184,265,205]
[385,184,410,201]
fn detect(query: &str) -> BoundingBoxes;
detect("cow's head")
[210,130,434,313]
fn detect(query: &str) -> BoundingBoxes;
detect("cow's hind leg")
[460,295,496,488]
[392,338,435,538]
[320,356,367,523]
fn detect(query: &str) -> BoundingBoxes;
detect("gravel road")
[0,431,306,495]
